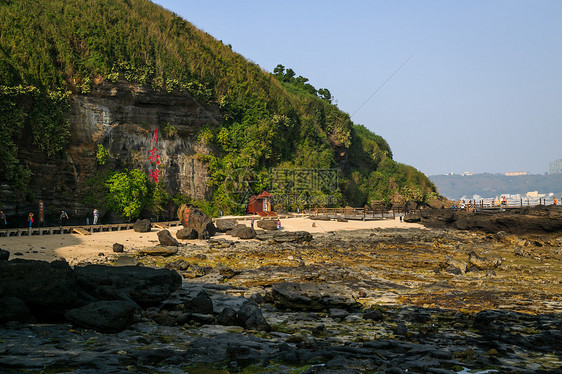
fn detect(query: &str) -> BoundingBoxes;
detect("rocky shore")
[1,223,561,373]
[405,205,562,234]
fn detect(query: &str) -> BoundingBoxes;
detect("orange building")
[247,191,273,215]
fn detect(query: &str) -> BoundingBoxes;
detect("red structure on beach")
[247,191,276,216]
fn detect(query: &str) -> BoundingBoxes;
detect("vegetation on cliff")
[0,0,436,216]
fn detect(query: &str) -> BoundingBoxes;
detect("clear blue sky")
[152,0,562,176]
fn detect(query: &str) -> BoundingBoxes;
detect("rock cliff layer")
[9,80,221,223]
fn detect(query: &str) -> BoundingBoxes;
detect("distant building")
[550,159,562,174]
[504,171,527,176]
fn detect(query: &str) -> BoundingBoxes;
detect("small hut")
[247,191,272,215]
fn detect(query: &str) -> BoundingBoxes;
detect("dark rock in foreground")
[74,265,182,307]
[65,300,139,333]
[237,301,271,331]
[0,260,182,329]
[0,259,87,320]
[0,296,30,323]
[0,248,10,261]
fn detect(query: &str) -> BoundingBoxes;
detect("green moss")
[452,348,476,363]
[157,335,178,344]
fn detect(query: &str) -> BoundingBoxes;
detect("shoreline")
[0,216,424,265]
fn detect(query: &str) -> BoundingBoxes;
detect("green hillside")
[0,0,437,214]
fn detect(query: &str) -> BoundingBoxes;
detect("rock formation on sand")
[0,259,181,329]
[176,205,217,239]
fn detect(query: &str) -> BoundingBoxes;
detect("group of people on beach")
[26,210,68,228]
[0,208,100,229]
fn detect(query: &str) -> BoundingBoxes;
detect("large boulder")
[0,296,30,323]
[157,229,179,246]
[65,300,139,333]
[215,219,237,233]
[133,219,152,232]
[257,220,278,231]
[229,226,257,239]
[183,290,214,314]
[74,265,182,307]
[215,301,270,332]
[177,205,217,239]
[237,301,271,331]
[176,227,198,240]
[0,259,88,320]
[0,249,10,261]
[268,282,360,311]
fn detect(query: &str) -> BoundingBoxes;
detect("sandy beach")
[0,216,423,265]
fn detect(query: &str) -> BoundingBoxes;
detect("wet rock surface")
[1,227,561,373]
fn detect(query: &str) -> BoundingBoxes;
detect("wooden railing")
[304,206,409,219]
[0,221,181,237]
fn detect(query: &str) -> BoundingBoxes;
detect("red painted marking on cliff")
[148,128,161,183]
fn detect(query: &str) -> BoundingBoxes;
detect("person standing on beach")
[250,216,255,228]
[277,219,281,230]
[0,210,6,228]
[60,210,69,226]
[93,208,99,225]
[27,213,33,228]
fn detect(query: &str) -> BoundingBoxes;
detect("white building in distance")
[550,159,562,174]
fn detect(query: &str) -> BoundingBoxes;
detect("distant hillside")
[0,0,437,218]
[430,173,562,199]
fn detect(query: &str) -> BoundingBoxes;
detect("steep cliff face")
[10,80,221,222]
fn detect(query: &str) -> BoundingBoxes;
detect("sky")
[152,0,562,176]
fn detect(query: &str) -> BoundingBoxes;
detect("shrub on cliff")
[103,169,169,221]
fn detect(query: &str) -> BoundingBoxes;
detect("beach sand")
[0,216,423,265]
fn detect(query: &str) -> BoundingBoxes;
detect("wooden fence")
[0,221,182,237]
[304,206,408,220]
